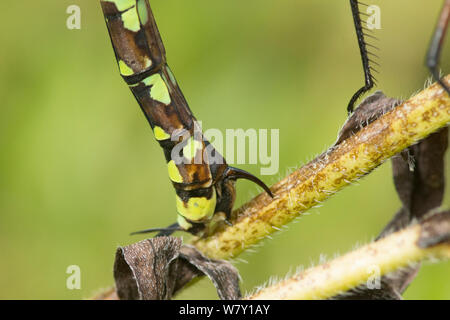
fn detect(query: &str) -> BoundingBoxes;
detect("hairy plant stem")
[247,211,450,300]
[191,76,450,260]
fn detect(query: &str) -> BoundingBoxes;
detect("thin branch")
[191,76,450,260]
[247,210,450,300]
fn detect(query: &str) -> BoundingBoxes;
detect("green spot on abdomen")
[168,160,183,183]
[176,190,217,221]
[121,5,140,32]
[143,74,171,105]
[165,65,177,86]
[154,126,171,141]
[103,0,135,11]
[118,60,134,76]
[177,214,193,230]
[136,0,149,25]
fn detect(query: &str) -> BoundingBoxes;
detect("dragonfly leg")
[347,0,377,115]
[130,222,183,237]
[426,0,450,95]
[155,223,181,237]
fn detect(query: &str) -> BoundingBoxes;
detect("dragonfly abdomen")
[100,0,273,236]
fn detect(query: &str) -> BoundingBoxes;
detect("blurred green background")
[0,0,449,299]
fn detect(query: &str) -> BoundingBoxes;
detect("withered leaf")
[179,245,241,300]
[114,237,182,300]
[113,236,241,300]
[377,127,448,240]
[418,210,450,248]
[334,91,400,146]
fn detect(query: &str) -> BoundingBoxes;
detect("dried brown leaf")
[418,210,450,248]
[113,237,241,300]
[335,91,400,146]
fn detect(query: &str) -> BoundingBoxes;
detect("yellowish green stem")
[247,220,450,300]
[191,76,450,260]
